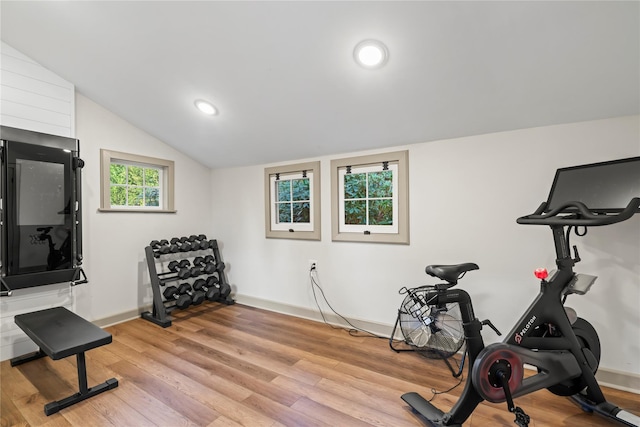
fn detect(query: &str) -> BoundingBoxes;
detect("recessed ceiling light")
[194,99,218,116]
[354,40,389,69]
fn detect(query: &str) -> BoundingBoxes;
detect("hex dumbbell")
[192,257,216,274]
[204,275,230,300]
[192,278,220,301]
[163,286,191,309]
[177,283,205,305]
[150,239,172,257]
[158,260,191,282]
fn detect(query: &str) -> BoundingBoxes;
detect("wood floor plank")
[104,380,200,427]
[173,335,280,383]
[108,359,220,426]
[205,415,245,427]
[0,387,29,427]
[57,398,120,427]
[178,349,303,407]
[142,344,254,402]
[83,391,157,427]
[272,374,415,427]
[107,340,278,427]
[14,358,76,403]
[289,396,379,427]
[224,327,343,369]
[0,358,40,399]
[240,392,329,427]
[2,303,639,427]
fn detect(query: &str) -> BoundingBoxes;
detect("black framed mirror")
[1,126,86,295]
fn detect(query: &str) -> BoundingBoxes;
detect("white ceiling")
[1,1,638,169]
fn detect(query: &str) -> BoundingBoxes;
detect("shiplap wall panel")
[2,71,74,103]
[2,82,73,113]
[0,285,73,361]
[0,42,76,360]
[1,41,74,138]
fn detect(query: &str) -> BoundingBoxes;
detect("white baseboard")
[235,294,640,395]
[234,294,397,339]
[93,306,150,328]
[596,368,640,394]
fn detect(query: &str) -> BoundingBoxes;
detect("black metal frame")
[401,198,640,427]
[389,287,466,378]
[0,126,86,296]
[10,307,118,415]
[141,238,234,327]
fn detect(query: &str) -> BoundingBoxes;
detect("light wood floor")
[1,303,638,426]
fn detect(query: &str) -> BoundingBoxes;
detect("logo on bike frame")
[514,315,537,344]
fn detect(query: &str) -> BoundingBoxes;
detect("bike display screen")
[4,141,73,275]
[545,157,640,214]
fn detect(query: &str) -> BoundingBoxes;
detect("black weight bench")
[10,306,118,415]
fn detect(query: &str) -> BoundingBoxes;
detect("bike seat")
[425,263,479,285]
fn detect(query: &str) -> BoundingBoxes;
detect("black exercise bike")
[402,157,640,427]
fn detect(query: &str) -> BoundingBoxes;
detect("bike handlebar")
[516,197,640,227]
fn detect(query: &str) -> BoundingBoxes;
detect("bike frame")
[403,224,607,426]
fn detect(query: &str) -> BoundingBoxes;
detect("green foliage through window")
[275,177,310,224]
[110,162,161,207]
[344,169,393,225]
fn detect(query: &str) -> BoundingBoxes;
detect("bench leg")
[43,352,119,416]
[10,348,47,367]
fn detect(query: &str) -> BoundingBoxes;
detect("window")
[264,161,320,240]
[109,163,162,208]
[100,149,175,212]
[339,163,398,234]
[331,150,409,244]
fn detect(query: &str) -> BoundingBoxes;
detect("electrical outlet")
[308,259,318,271]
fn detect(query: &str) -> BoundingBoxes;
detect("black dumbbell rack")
[141,235,235,328]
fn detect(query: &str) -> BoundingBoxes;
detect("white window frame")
[264,161,320,240]
[331,150,409,244]
[109,161,164,209]
[269,171,314,232]
[100,149,176,213]
[338,163,399,234]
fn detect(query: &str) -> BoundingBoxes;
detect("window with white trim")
[265,161,320,240]
[339,162,398,234]
[109,162,163,208]
[100,149,175,212]
[331,150,409,244]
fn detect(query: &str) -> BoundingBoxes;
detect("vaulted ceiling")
[2,1,638,169]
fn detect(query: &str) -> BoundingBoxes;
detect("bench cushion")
[14,307,112,360]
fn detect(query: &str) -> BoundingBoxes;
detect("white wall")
[211,116,640,379]
[1,42,214,360]
[74,93,213,322]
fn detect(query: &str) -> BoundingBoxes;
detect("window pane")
[110,186,126,206]
[344,173,366,199]
[145,168,159,186]
[145,188,160,206]
[129,166,143,186]
[110,164,127,185]
[368,170,393,198]
[277,180,291,202]
[369,199,393,225]
[128,187,144,206]
[291,178,309,201]
[345,200,366,224]
[292,202,310,223]
[278,203,291,223]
